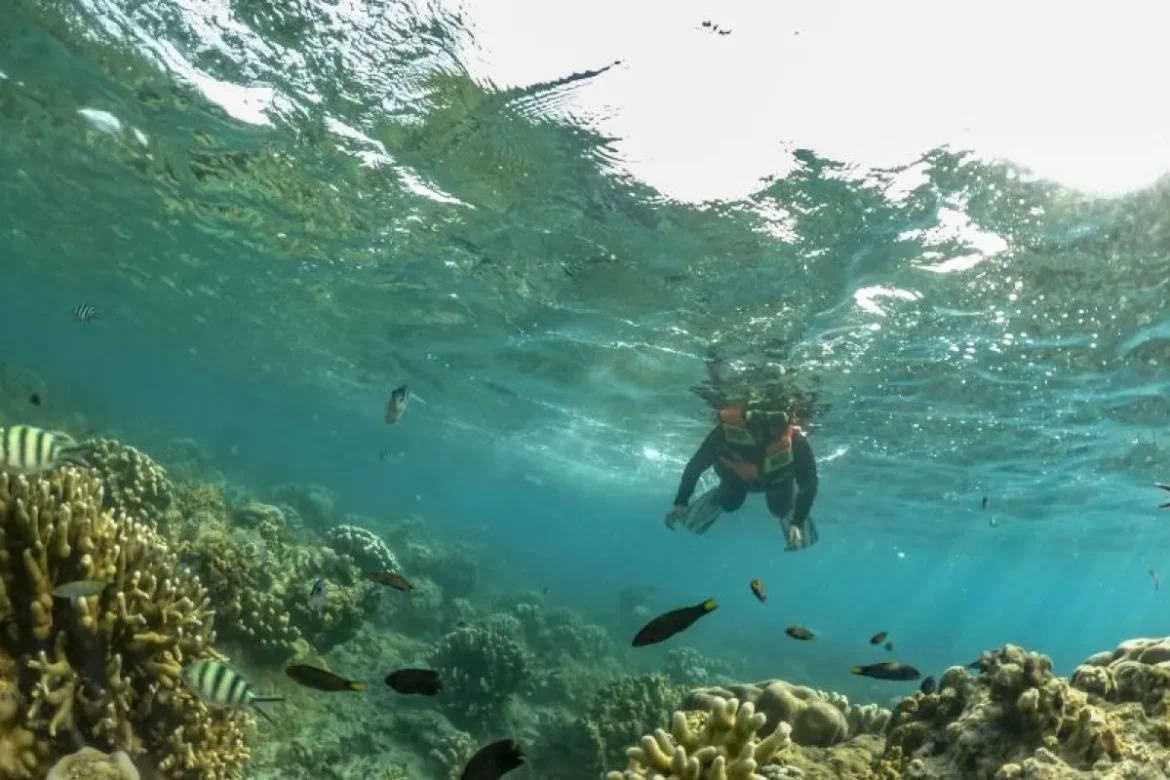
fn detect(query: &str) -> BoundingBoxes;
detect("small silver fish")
[181,660,282,723]
[309,578,327,613]
[384,384,410,424]
[52,579,109,599]
[0,426,83,475]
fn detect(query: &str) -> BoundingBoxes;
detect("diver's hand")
[665,504,685,530]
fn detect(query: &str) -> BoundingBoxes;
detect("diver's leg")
[765,480,797,546]
[714,466,748,512]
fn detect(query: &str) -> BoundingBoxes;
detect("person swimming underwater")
[665,401,819,549]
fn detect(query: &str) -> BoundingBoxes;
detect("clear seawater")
[3,0,1170,711]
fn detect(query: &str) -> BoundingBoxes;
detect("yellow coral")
[0,467,251,779]
[607,697,791,780]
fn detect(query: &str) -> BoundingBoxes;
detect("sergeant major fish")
[73,304,101,322]
[181,659,283,723]
[0,426,84,475]
[309,578,328,613]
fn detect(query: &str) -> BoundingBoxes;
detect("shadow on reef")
[6,429,1170,779]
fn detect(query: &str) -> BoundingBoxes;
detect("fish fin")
[251,696,284,703]
[250,703,279,725]
[702,598,718,612]
[348,682,364,691]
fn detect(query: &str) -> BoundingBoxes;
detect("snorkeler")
[665,401,819,550]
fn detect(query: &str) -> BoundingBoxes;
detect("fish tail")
[702,598,718,612]
[250,703,279,725]
[347,682,364,691]
[850,667,864,675]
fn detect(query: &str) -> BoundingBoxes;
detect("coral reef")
[389,710,478,780]
[177,505,380,664]
[530,673,687,779]
[0,467,249,779]
[76,438,175,530]
[1071,636,1170,707]
[399,540,478,600]
[606,696,792,780]
[665,648,736,689]
[266,483,336,534]
[327,523,399,573]
[427,615,532,727]
[46,746,139,779]
[687,679,889,747]
[882,643,1170,778]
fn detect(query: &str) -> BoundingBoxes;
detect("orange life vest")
[716,406,795,484]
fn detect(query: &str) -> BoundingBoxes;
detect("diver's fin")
[677,487,724,535]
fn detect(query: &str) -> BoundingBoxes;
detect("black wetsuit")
[673,427,818,527]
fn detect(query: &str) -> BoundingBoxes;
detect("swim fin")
[783,516,820,551]
[675,487,724,535]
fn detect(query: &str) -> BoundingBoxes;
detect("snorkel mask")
[744,405,789,437]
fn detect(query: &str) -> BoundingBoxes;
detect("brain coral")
[0,467,250,780]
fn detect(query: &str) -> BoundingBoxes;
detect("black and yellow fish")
[919,676,937,694]
[785,625,815,641]
[632,598,717,647]
[851,662,921,681]
[385,668,442,696]
[750,579,767,603]
[285,664,363,692]
[460,739,525,780]
[869,631,887,645]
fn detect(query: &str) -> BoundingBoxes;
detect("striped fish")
[0,426,83,475]
[73,304,100,322]
[181,660,282,724]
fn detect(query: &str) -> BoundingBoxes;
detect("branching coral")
[0,467,250,780]
[327,524,398,573]
[606,696,792,780]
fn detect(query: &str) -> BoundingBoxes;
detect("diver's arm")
[791,433,819,525]
[673,428,721,505]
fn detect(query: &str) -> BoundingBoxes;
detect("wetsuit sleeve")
[792,433,819,525]
[673,427,721,505]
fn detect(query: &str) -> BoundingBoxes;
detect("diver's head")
[744,405,788,438]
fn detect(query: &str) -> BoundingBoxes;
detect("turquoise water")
[3,0,1170,716]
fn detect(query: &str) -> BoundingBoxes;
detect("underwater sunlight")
[2,0,1170,778]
